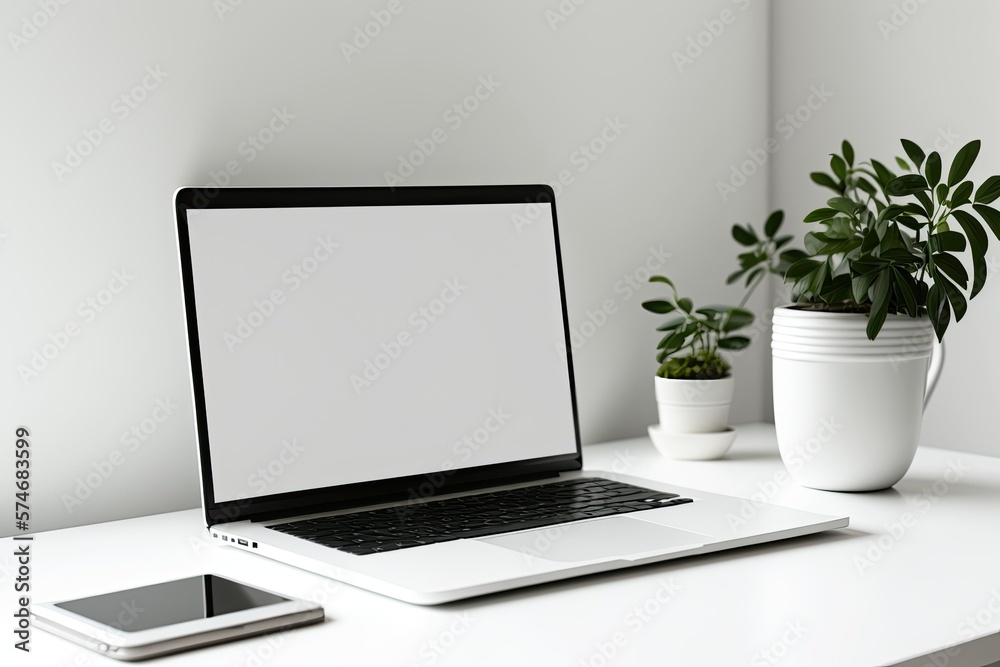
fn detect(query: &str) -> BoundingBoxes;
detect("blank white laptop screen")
[185,203,577,503]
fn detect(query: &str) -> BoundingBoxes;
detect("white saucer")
[647,425,738,460]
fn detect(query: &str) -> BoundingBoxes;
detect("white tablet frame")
[32,574,323,660]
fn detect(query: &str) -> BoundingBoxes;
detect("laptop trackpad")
[480,517,707,563]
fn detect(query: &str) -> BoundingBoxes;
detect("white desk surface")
[6,423,1000,667]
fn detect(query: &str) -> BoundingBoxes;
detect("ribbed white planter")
[654,375,734,434]
[772,306,942,492]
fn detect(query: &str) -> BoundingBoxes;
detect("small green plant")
[641,210,801,380]
[641,276,753,380]
[746,139,1000,340]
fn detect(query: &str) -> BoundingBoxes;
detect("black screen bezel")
[174,185,583,526]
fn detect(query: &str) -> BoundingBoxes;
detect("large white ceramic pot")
[654,376,734,434]
[771,306,943,492]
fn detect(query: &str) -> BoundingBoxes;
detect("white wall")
[1,0,772,534]
[771,0,1000,457]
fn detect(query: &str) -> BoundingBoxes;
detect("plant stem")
[739,269,767,309]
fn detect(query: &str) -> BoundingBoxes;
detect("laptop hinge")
[247,469,561,523]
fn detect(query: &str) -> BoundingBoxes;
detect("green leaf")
[830,154,847,181]
[641,300,676,314]
[866,270,892,340]
[649,275,674,287]
[731,224,757,246]
[972,203,1000,239]
[951,209,989,297]
[695,306,722,318]
[970,252,987,299]
[661,328,689,354]
[842,140,855,166]
[818,237,862,256]
[655,316,685,332]
[803,231,825,255]
[779,249,808,266]
[933,252,969,289]
[924,151,942,188]
[915,191,936,217]
[948,140,981,186]
[871,160,897,188]
[895,157,911,172]
[722,307,754,332]
[901,139,926,169]
[856,177,879,197]
[785,257,821,280]
[764,210,783,238]
[892,267,919,316]
[950,209,988,255]
[677,297,693,314]
[934,269,968,322]
[804,207,839,223]
[974,175,1000,205]
[805,261,829,297]
[929,231,967,253]
[886,174,930,197]
[718,336,751,350]
[810,172,841,192]
[852,272,876,303]
[828,197,860,216]
[935,183,949,206]
[725,269,746,285]
[744,266,764,288]
[950,181,974,208]
[927,283,950,341]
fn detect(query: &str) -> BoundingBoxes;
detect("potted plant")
[750,139,1000,491]
[640,267,760,458]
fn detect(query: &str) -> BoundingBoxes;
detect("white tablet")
[33,574,324,661]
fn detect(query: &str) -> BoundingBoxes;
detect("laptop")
[174,184,848,605]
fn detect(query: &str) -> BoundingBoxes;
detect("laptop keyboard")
[266,477,694,556]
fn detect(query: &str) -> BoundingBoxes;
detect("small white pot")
[654,375,734,434]
[772,306,943,492]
